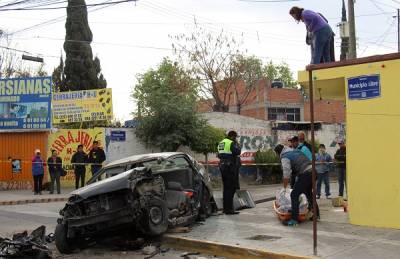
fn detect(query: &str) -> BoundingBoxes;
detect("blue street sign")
[347,74,380,100]
[110,130,126,141]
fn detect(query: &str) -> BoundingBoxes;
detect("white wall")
[104,128,159,163]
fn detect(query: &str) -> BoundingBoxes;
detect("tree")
[62,0,106,91]
[133,58,207,151]
[171,26,242,112]
[230,55,263,114]
[263,61,297,88]
[190,125,225,167]
[52,55,65,92]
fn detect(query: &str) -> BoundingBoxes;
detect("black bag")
[60,169,67,177]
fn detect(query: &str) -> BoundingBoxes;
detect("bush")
[254,149,282,184]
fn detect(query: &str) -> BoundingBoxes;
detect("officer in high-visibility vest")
[217,130,241,215]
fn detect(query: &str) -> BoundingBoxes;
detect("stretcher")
[273,200,308,222]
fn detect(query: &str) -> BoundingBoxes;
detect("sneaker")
[316,195,320,199]
[326,195,331,199]
[283,219,298,226]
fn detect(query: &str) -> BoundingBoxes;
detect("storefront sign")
[48,128,105,187]
[347,74,380,100]
[0,77,52,130]
[52,88,113,124]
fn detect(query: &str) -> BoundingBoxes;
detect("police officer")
[217,131,241,215]
[274,144,319,226]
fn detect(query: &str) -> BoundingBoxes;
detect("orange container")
[273,200,308,222]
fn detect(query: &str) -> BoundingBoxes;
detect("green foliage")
[133,58,207,152]
[190,125,225,155]
[254,149,283,184]
[61,0,106,91]
[263,61,297,88]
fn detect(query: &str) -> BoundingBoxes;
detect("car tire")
[55,224,75,254]
[145,197,169,236]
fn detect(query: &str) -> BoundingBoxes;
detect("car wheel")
[55,224,75,254]
[200,188,213,218]
[145,197,169,236]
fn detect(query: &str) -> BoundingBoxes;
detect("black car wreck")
[55,152,217,254]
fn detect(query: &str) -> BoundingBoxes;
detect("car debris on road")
[0,225,52,258]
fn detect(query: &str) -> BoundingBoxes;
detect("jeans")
[337,167,346,196]
[74,170,86,189]
[312,25,333,64]
[33,174,43,194]
[317,172,330,197]
[291,171,319,221]
[220,163,236,213]
[91,165,102,176]
[49,171,61,194]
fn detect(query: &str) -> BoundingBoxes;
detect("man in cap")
[274,144,319,226]
[217,130,241,215]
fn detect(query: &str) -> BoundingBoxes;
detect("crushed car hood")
[71,169,134,199]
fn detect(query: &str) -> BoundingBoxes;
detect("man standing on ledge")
[88,140,106,176]
[217,131,241,215]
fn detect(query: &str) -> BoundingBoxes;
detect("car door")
[169,155,202,202]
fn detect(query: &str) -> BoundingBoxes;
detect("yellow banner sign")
[52,89,113,124]
[47,128,105,187]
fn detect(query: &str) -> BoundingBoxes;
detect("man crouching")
[274,144,319,226]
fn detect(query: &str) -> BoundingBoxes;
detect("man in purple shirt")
[290,6,334,64]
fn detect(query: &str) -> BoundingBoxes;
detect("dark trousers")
[49,172,61,194]
[317,172,330,197]
[91,165,102,176]
[290,174,296,189]
[312,25,333,64]
[75,170,86,189]
[33,175,43,194]
[337,167,346,196]
[291,172,319,221]
[220,163,236,213]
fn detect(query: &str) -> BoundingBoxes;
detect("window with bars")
[267,107,301,121]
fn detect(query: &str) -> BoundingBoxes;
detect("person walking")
[217,131,241,215]
[316,144,332,199]
[47,150,62,194]
[88,140,106,176]
[32,149,45,195]
[289,6,334,64]
[274,144,319,226]
[71,144,88,189]
[334,140,347,197]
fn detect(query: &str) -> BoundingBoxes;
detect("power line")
[8,0,118,35]
[0,0,135,11]
[238,0,299,2]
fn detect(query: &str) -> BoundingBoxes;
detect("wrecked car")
[55,152,216,254]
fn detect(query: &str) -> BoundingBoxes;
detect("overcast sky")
[1,0,399,122]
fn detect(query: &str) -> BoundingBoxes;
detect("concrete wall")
[104,128,159,164]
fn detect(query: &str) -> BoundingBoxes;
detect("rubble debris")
[0,225,52,258]
[142,245,158,255]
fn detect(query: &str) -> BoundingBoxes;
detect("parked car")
[55,152,216,254]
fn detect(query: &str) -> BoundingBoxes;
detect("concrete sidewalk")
[0,188,74,205]
[167,197,400,259]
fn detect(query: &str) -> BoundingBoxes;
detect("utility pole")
[348,0,357,58]
[397,9,399,52]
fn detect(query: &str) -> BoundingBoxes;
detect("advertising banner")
[0,77,52,130]
[48,128,105,187]
[52,88,113,124]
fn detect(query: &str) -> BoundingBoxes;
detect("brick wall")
[304,100,346,123]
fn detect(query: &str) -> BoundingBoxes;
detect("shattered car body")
[0,226,51,258]
[55,152,216,254]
